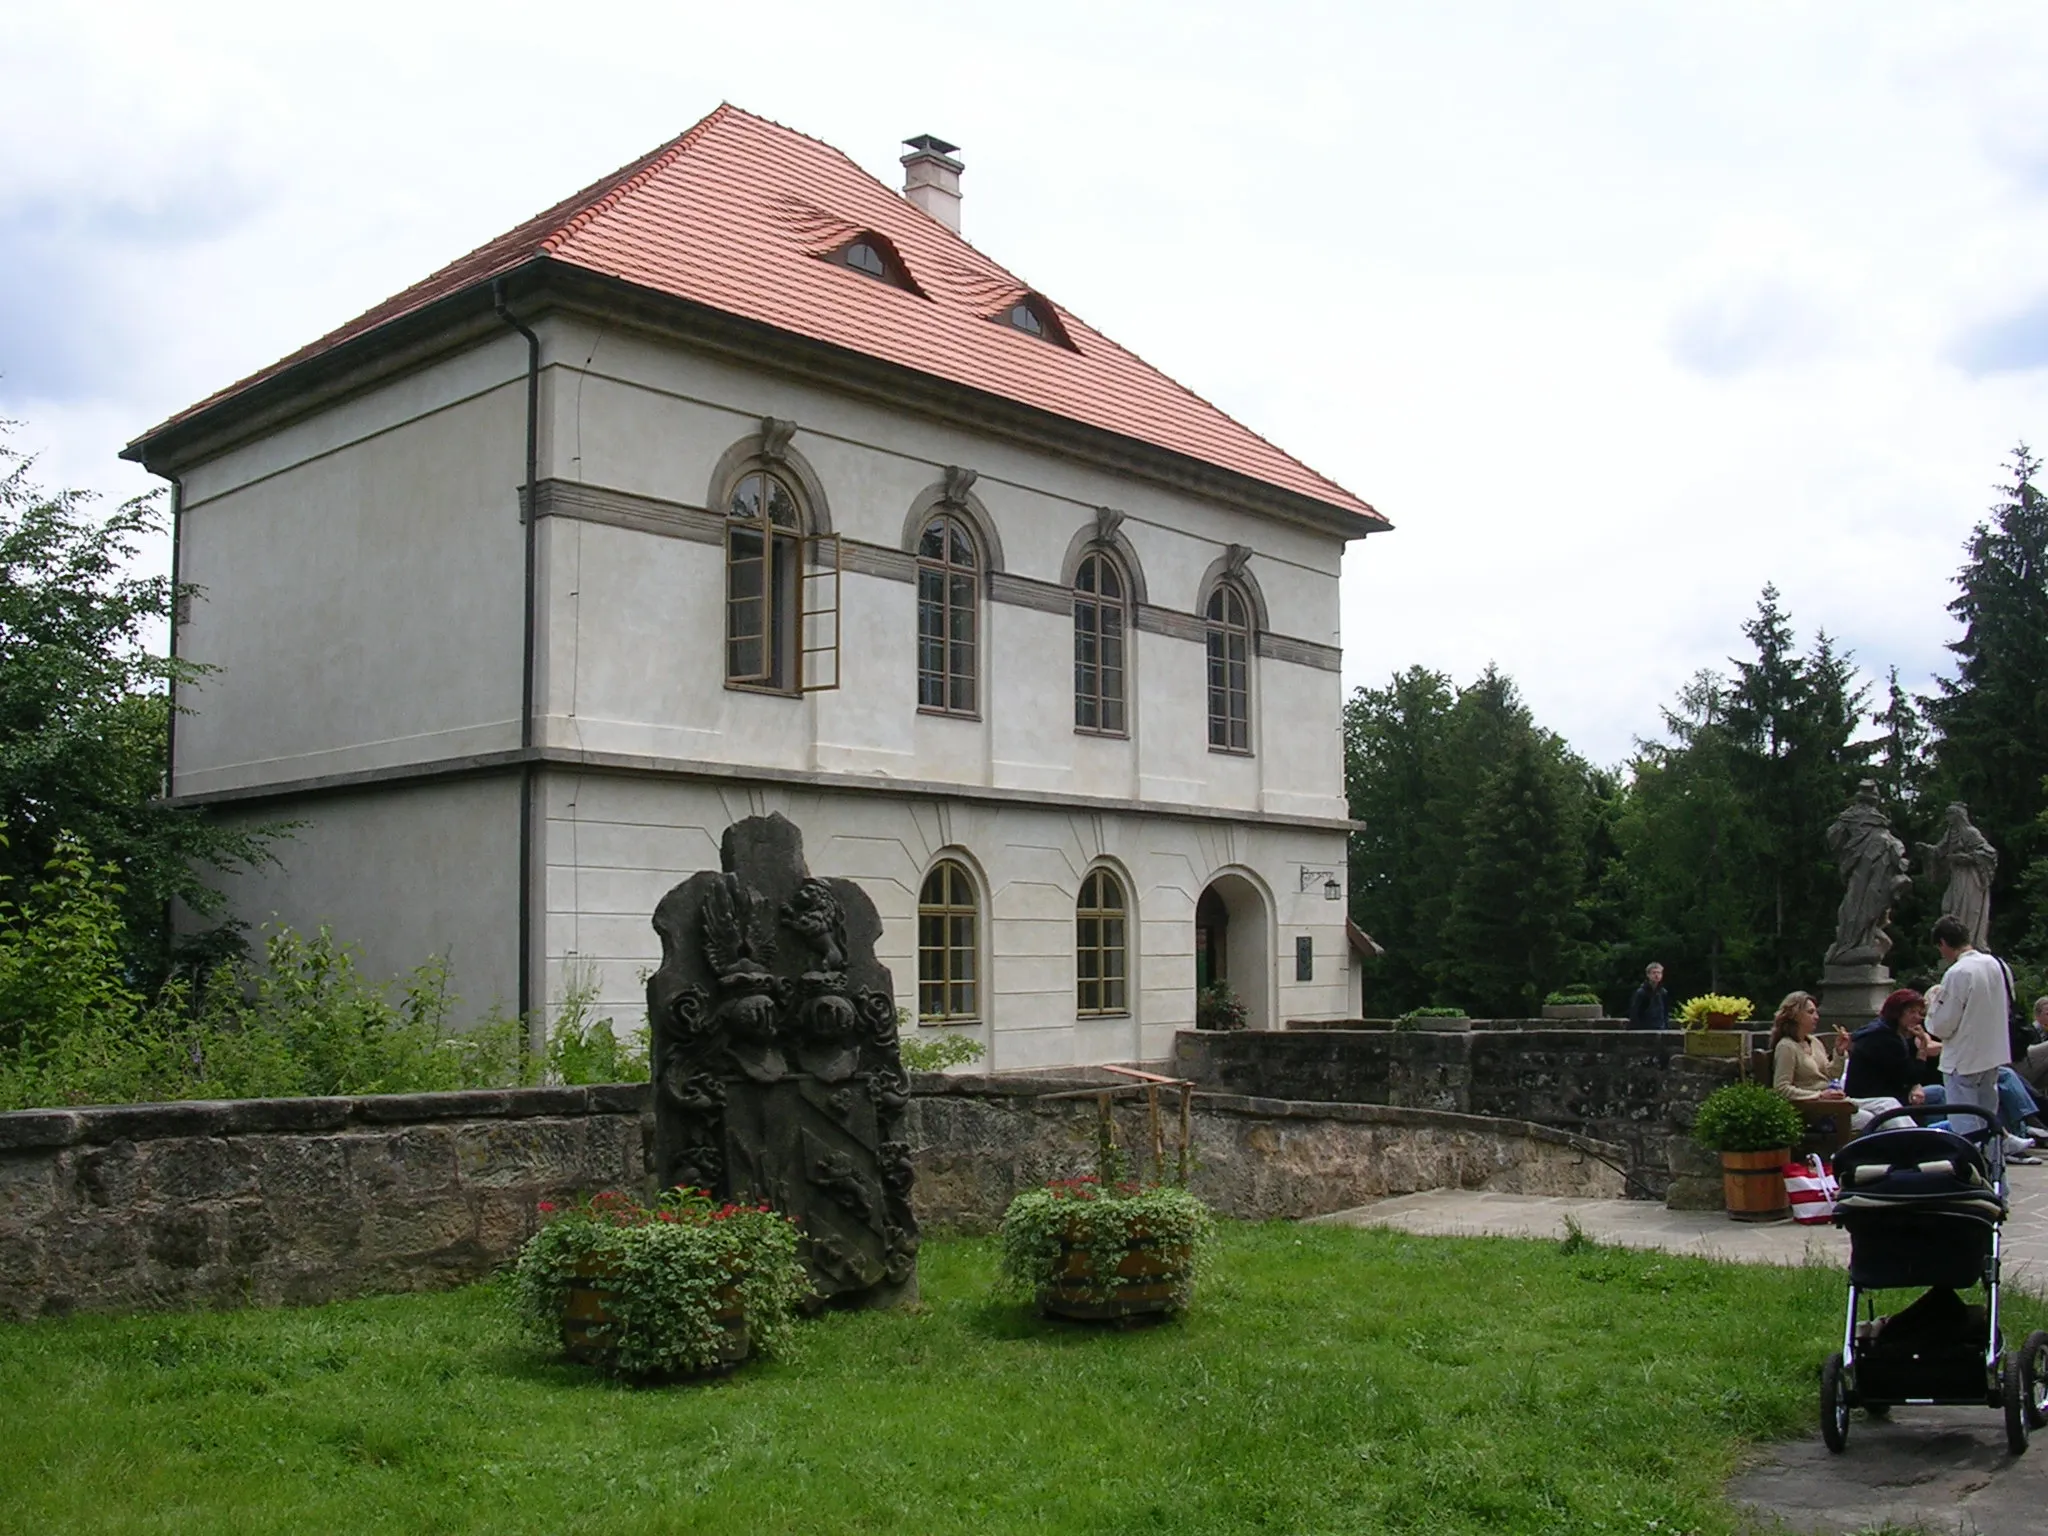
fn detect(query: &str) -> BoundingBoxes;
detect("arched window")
[1075,868,1129,1016]
[726,469,801,690]
[1205,581,1252,753]
[916,514,978,715]
[1073,551,1127,735]
[918,860,979,1023]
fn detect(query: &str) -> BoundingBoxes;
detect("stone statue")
[647,814,917,1307]
[1919,802,1998,950]
[1824,780,1912,967]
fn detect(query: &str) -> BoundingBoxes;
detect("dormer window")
[845,240,889,278]
[996,293,1073,349]
[826,232,920,294]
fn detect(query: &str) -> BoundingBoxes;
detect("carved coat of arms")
[647,814,917,1307]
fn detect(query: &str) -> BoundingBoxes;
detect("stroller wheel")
[1821,1353,1850,1453]
[2004,1349,2031,1455]
[2023,1331,2048,1433]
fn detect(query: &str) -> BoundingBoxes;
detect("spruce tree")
[1923,446,2048,957]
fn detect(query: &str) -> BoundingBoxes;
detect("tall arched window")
[726,469,801,691]
[918,860,979,1023]
[916,515,978,715]
[1073,551,1127,735]
[1076,868,1129,1016]
[1205,581,1252,753]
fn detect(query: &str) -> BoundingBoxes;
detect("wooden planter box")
[1685,1030,1749,1058]
[1039,1232,1194,1323]
[1720,1148,1791,1223]
[561,1263,750,1377]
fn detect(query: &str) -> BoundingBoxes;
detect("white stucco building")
[125,107,1389,1069]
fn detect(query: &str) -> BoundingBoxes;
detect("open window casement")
[799,532,842,693]
[724,499,777,687]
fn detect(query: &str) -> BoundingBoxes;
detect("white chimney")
[900,135,963,233]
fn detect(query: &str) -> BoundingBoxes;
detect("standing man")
[1627,963,1670,1030]
[1923,914,2013,1145]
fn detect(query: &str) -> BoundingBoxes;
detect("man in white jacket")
[1924,913,2015,1151]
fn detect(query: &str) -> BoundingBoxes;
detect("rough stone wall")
[1177,1027,1699,1196]
[0,1088,649,1320]
[0,1075,1626,1319]
[906,1075,1624,1230]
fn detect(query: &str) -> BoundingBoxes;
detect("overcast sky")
[7,1,2048,767]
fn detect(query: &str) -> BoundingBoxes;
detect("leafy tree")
[1923,445,2048,959]
[0,430,273,980]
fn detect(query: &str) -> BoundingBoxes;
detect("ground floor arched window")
[918,860,979,1023]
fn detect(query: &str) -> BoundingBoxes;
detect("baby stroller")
[1822,1103,2048,1453]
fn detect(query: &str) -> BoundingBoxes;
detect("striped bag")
[1783,1154,1838,1224]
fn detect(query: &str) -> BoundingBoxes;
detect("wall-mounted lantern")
[1323,877,1342,902]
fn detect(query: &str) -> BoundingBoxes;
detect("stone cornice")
[165,744,1360,832]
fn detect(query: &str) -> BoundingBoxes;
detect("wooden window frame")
[1072,550,1129,737]
[915,514,979,718]
[1075,867,1130,1017]
[1205,581,1253,754]
[917,860,980,1025]
[724,468,840,695]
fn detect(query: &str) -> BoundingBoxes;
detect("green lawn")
[3,1222,2026,1535]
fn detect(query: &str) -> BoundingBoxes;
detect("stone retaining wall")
[1175,1027,1731,1197]
[0,1075,1623,1319]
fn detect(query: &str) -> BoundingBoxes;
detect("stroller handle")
[1860,1102,1997,1138]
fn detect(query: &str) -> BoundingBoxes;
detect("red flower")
[536,1201,557,1214]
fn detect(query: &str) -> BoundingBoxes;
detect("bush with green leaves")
[1195,982,1249,1031]
[996,1176,1216,1314]
[0,830,534,1109]
[509,1188,810,1377]
[1690,1083,1806,1153]
[898,1032,985,1071]
[1543,988,1602,1007]
[540,964,648,1086]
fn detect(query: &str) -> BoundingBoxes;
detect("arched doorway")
[1194,873,1271,1031]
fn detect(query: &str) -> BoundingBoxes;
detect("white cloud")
[6,0,2048,767]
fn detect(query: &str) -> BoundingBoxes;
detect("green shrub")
[541,963,648,1085]
[899,1032,985,1071]
[509,1188,810,1377]
[1544,989,1602,1007]
[1195,982,1249,1031]
[1690,1083,1805,1153]
[996,1177,1216,1313]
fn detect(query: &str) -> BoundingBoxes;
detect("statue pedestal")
[1819,964,1894,1032]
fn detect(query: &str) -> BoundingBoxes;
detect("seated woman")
[1772,990,1900,1131]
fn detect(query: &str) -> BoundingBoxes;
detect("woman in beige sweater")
[1772,990,1899,1129]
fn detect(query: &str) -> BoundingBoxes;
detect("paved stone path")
[1316,1173,2048,1535]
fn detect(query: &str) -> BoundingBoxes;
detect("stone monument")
[1919,801,1997,951]
[1818,780,1913,1030]
[646,814,918,1307]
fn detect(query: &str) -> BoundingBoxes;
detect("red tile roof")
[135,104,1384,527]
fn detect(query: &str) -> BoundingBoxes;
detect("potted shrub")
[1541,986,1605,1022]
[1395,1006,1471,1032]
[1195,983,1249,1031]
[999,1175,1217,1323]
[1689,1084,1805,1222]
[510,1188,811,1379]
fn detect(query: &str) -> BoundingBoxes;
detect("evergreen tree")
[1441,731,1585,1016]
[1870,666,1930,817]
[1343,668,1456,1010]
[1923,446,2048,958]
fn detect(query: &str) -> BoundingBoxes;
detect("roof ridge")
[541,102,736,253]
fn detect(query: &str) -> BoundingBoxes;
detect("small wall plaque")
[1295,935,1314,981]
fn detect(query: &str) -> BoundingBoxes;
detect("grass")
[2,1222,2036,1535]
